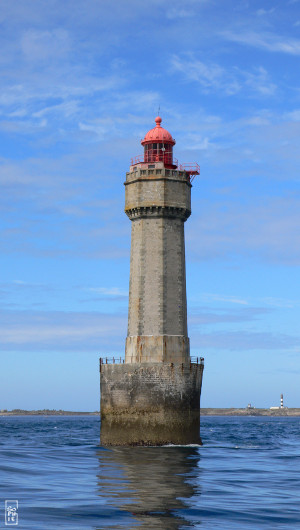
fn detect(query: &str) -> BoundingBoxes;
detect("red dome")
[141,116,176,146]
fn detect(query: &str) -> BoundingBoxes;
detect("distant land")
[1,408,300,416]
[0,409,99,416]
[201,408,300,416]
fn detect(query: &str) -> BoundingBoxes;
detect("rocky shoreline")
[1,408,300,416]
[201,408,300,416]
[0,409,99,416]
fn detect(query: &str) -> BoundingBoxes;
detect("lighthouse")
[100,116,204,446]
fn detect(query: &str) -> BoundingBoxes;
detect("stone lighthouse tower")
[100,116,204,446]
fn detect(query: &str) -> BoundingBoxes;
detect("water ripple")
[0,415,300,528]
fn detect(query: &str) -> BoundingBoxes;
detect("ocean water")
[0,416,300,529]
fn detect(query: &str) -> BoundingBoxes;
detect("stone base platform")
[100,362,203,446]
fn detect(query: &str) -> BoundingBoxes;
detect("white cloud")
[79,121,109,140]
[194,330,299,351]
[245,115,270,126]
[285,109,300,121]
[88,287,128,297]
[166,7,194,19]
[187,196,300,265]
[221,30,300,55]
[199,293,299,310]
[202,293,249,305]
[261,297,298,309]
[171,55,240,95]
[243,66,277,96]
[170,54,276,96]
[21,29,71,63]
[189,306,271,326]
[0,310,126,351]
[256,8,275,16]
[32,100,80,119]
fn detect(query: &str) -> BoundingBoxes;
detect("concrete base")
[100,362,203,446]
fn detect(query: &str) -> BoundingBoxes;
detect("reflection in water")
[96,446,201,529]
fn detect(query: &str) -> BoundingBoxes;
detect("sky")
[1,0,300,410]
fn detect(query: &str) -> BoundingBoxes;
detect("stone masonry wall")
[124,169,191,364]
[100,362,203,445]
[125,169,191,213]
[100,363,202,414]
[127,217,187,337]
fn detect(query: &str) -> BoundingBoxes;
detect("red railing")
[179,163,200,174]
[178,163,200,183]
[130,158,199,180]
[131,154,144,165]
[131,155,178,167]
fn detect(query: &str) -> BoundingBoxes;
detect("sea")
[0,415,300,529]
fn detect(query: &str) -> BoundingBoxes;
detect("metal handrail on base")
[99,356,204,371]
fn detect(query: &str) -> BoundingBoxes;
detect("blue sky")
[1,0,300,410]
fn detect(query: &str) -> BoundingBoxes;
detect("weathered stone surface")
[125,335,190,363]
[99,141,203,446]
[125,168,191,364]
[125,169,191,214]
[100,362,203,446]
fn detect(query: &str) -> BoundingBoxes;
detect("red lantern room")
[141,116,176,168]
[130,115,200,181]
